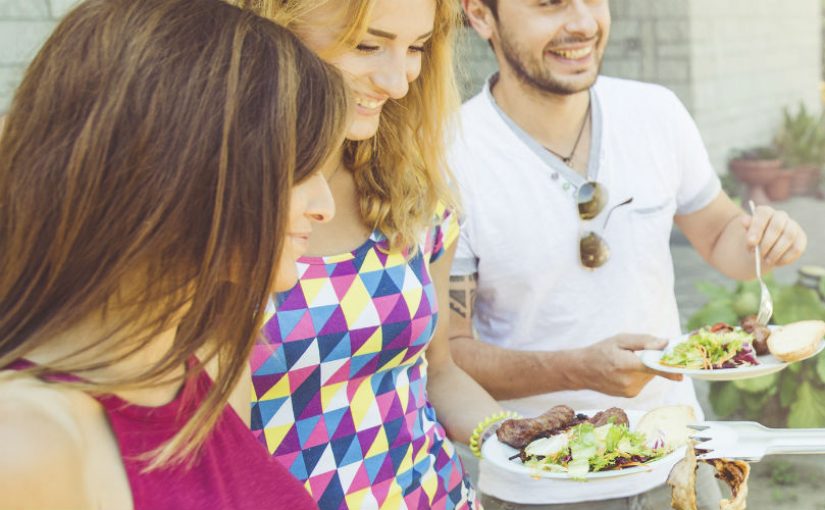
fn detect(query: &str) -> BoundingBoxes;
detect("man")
[448,0,808,508]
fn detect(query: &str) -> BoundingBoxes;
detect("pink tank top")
[7,359,317,510]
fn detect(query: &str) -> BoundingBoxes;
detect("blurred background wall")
[0,1,75,111]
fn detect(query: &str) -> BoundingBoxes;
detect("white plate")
[638,327,825,381]
[481,410,685,480]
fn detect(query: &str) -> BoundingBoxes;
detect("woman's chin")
[344,119,380,141]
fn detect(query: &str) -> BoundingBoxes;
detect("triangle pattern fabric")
[248,212,478,509]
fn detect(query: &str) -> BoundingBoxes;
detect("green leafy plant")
[774,103,825,167]
[770,460,799,486]
[687,276,825,427]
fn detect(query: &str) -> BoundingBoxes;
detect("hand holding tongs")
[690,421,825,462]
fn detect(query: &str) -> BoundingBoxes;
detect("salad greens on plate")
[520,421,667,477]
[660,323,759,370]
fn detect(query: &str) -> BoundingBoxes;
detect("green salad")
[660,324,758,370]
[521,422,667,477]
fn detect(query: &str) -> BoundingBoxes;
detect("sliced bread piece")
[767,320,825,363]
[636,405,697,451]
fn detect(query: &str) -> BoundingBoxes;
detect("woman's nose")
[372,53,411,99]
[306,173,335,223]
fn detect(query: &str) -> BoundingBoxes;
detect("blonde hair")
[235,0,462,251]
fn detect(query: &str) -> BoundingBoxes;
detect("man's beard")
[497,24,602,96]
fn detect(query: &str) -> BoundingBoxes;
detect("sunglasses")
[576,181,633,269]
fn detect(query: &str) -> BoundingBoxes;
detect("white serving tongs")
[689,421,825,462]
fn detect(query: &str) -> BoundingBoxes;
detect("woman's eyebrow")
[366,28,434,41]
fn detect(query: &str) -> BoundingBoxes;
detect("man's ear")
[462,0,496,41]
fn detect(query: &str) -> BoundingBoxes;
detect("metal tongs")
[690,421,825,462]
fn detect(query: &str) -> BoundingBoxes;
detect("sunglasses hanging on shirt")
[576,181,633,269]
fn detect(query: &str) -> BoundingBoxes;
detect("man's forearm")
[449,334,583,400]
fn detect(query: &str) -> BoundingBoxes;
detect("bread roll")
[767,320,825,363]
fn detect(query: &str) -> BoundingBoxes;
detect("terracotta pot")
[729,158,783,204]
[729,158,783,185]
[765,171,794,202]
[789,164,822,196]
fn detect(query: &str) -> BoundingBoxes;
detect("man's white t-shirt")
[449,75,721,504]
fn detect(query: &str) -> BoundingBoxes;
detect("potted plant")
[765,168,794,202]
[728,146,783,204]
[774,103,825,196]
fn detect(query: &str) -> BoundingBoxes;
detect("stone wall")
[0,1,76,112]
[688,0,821,171]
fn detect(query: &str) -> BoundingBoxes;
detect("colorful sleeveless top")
[250,209,478,509]
[6,359,317,510]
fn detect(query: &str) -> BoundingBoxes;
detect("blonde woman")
[0,0,348,508]
[232,0,513,508]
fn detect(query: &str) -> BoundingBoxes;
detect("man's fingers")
[758,210,789,257]
[766,220,806,266]
[763,222,795,265]
[615,335,667,351]
[645,368,684,381]
[745,206,773,248]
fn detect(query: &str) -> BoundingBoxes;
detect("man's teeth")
[355,98,383,109]
[551,47,593,60]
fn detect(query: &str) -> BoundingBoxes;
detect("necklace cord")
[544,100,591,165]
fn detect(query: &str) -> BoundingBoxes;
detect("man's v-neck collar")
[484,73,603,189]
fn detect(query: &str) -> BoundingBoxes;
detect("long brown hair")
[234,0,463,251]
[0,0,348,467]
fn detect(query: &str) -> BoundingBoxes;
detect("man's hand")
[569,335,683,398]
[742,205,806,267]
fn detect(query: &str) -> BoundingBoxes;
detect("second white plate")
[638,327,825,381]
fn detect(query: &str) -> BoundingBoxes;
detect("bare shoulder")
[0,374,93,508]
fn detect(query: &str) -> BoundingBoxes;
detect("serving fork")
[748,200,773,326]
[689,421,825,461]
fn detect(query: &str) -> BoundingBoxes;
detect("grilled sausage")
[496,405,576,449]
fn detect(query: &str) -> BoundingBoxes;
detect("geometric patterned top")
[250,209,479,510]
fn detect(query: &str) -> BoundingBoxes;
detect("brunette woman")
[0,0,348,508]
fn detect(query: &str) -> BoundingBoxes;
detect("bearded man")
[447,1,807,509]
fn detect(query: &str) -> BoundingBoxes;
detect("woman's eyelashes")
[354,43,427,54]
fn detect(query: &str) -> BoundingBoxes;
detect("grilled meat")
[496,405,576,449]
[740,315,771,355]
[588,407,629,428]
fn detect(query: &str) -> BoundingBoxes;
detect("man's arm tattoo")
[449,274,477,320]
